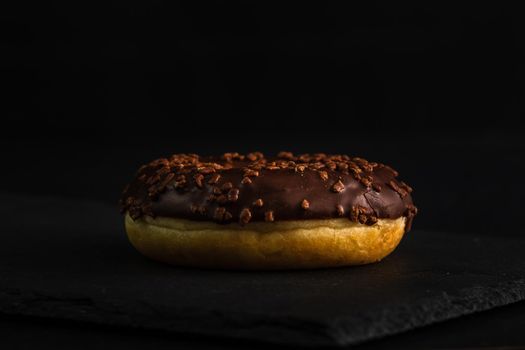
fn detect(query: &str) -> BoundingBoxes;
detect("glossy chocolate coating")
[120,153,417,230]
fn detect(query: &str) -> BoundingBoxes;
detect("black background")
[4,2,525,132]
[2,2,525,348]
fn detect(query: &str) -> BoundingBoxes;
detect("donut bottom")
[125,214,406,270]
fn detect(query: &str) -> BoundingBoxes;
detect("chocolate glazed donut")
[120,152,417,270]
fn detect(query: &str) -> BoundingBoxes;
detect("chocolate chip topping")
[301,199,310,210]
[221,182,233,191]
[331,180,345,193]
[214,207,227,221]
[239,208,252,225]
[265,210,275,222]
[194,174,204,188]
[319,171,329,181]
[120,152,417,230]
[208,173,221,184]
[227,188,239,202]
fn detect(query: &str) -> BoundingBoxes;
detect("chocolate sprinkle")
[239,208,252,225]
[194,174,204,188]
[214,207,226,221]
[331,180,345,193]
[277,151,294,160]
[244,169,259,177]
[301,199,310,210]
[400,181,413,193]
[388,180,409,198]
[241,177,252,185]
[120,152,417,231]
[216,195,228,204]
[360,176,373,188]
[227,188,240,202]
[208,174,221,184]
[221,182,233,191]
[223,211,233,221]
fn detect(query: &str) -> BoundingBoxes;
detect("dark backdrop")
[2,2,525,236]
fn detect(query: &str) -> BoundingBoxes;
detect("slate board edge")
[329,279,525,346]
[1,279,525,347]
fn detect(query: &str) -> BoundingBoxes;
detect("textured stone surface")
[1,193,524,346]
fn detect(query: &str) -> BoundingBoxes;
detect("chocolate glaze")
[120,153,417,231]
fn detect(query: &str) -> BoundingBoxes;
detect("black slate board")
[1,194,524,347]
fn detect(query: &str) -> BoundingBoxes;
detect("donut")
[120,152,417,269]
